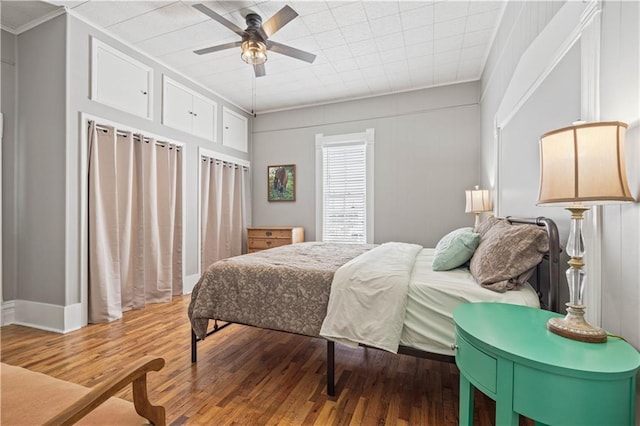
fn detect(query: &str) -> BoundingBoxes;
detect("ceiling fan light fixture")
[241,40,267,65]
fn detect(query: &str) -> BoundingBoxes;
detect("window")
[315,129,374,243]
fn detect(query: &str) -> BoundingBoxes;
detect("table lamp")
[537,121,634,343]
[465,185,491,227]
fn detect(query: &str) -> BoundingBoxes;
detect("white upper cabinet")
[91,38,152,119]
[163,76,216,141]
[222,107,248,152]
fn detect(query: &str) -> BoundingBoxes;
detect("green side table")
[454,302,640,426]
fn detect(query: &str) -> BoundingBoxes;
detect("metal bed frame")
[191,216,562,397]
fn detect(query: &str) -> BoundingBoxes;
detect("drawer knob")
[266,231,272,236]
[266,241,272,245]
[450,344,458,351]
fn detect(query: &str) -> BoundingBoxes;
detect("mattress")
[399,248,541,356]
[189,242,374,339]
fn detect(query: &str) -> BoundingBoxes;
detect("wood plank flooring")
[1,295,531,425]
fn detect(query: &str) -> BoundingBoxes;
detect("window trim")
[315,128,374,243]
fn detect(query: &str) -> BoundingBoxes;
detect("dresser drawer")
[246,226,304,253]
[247,238,292,250]
[456,333,497,396]
[247,229,293,239]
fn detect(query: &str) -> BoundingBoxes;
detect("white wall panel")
[599,0,640,348]
[498,43,581,235]
[481,0,640,350]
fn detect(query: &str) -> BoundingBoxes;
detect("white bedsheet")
[399,248,540,356]
[320,242,422,353]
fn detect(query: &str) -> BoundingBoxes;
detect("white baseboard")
[6,300,83,333]
[183,273,200,295]
[1,300,15,326]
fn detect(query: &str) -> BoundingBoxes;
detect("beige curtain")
[200,157,248,271]
[88,121,182,323]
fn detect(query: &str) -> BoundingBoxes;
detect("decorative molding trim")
[183,274,200,295]
[63,303,84,333]
[0,7,66,35]
[1,300,15,326]
[11,300,82,334]
[493,116,502,216]
[578,0,603,326]
[495,1,589,129]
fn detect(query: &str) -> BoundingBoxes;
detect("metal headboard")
[506,216,561,314]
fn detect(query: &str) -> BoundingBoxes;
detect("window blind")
[322,143,366,243]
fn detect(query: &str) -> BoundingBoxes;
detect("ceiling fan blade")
[261,5,298,38]
[254,63,266,78]
[267,41,316,63]
[194,41,242,55]
[193,3,245,38]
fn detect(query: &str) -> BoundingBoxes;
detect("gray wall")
[16,16,67,305]
[252,82,481,247]
[1,29,17,301]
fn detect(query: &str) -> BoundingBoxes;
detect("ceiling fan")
[192,3,316,77]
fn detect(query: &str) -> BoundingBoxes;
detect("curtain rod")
[94,123,181,151]
[202,157,249,171]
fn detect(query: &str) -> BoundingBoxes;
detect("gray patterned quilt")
[188,242,375,339]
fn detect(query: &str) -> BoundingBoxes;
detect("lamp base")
[547,304,607,343]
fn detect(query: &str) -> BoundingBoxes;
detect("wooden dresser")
[247,226,304,253]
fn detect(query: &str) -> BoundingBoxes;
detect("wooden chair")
[1,356,166,425]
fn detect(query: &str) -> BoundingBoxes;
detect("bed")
[189,216,561,396]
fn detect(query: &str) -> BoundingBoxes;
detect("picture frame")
[268,164,296,201]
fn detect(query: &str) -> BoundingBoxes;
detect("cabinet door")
[163,79,193,134]
[91,38,152,119]
[222,107,248,152]
[192,94,216,141]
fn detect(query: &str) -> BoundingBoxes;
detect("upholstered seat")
[1,356,165,425]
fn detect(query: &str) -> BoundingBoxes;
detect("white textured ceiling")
[2,1,505,113]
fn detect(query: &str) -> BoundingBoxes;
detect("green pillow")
[432,227,480,271]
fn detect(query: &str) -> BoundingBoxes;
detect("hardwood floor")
[1,295,530,425]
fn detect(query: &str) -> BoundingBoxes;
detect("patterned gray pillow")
[470,218,548,292]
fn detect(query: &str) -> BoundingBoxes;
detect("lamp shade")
[465,186,491,213]
[537,121,634,206]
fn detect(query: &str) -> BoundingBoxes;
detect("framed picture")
[268,164,296,201]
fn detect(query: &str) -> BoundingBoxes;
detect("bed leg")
[191,329,197,363]
[327,340,335,396]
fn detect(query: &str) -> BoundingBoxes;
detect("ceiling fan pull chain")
[252,70,257,117]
